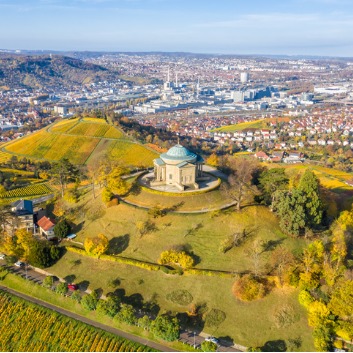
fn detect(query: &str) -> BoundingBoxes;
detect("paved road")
[0,283,177,352]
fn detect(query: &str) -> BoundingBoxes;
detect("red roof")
[37,216,55,231]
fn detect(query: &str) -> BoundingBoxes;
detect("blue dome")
[160,144,197,161]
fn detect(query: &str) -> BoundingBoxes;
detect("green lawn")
[44,187,314,350]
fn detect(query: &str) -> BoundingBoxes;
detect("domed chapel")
[151,144,204,191]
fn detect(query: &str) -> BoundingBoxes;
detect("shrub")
[272,305,299,328]
[158,250,194,269]
[232,274,266,301]
[205,309,226,328]
[102,187,113,203]
[298,290,314,309]
[56,282,68,296]
[201,341,217,352]
[43,275,54,289]
[81,292,99,311]
[71,291,81,303]
[166,290,193,306]
[84,233,109,258]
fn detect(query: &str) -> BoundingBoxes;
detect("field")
[214,117,291,132]
[0,291,155,352]
[0,182,52,199]
[3,119,157,166]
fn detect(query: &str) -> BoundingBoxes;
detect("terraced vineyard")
[110,140,157,167]
[0,291,155,352]
[0,182,52,198]
[68,122,110,137]
[3,119,157,166]
[50,118,80,133]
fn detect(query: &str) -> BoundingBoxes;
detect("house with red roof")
[37,216,56,240]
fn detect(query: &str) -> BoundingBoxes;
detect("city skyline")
[1,0,353,57]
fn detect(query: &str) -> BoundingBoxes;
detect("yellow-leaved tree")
[84,233,109,258]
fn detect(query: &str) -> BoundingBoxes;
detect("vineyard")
[0,182,52,198]
[2,120,157,167]
[4,131,100,164]
[50,119,80,133]
[0,291,156,352]
[68,122,111,137]
[110,141,157,167]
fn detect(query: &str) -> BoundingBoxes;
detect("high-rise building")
[240,72,249,83]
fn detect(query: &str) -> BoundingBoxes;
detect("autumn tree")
[84,233,109,257]
[222,157,259,211]
[51,158,79,197]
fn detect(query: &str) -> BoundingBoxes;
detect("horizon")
[0,0,353,57]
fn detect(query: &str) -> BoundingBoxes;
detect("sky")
[0,0,353,56]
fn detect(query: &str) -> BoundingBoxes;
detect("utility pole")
[194,332,196,349]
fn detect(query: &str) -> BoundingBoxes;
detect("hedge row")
[66,246,160,271]
[66,246,235,278]
[184,268,235,278]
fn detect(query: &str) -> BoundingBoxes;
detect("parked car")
[14,261,25,267]
[0,254,6,260]
[66,234,76,240]
[68,283,78,291]
[205,337,219,345]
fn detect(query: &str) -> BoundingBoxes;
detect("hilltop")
[0,118,157,166]
[0,54,118,89]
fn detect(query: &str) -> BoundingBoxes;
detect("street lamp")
[193,332,196,349]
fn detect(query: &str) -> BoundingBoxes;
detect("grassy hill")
[2,118,157,167]
[0,54,118,89]
[45,188,315,350]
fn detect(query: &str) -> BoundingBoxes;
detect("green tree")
[28,241,60,268]
[273,189,307,236]
[96,295,120,318]
[53,219,71,239]
[150,314,180,341]
[258,168,289,205]
[114,304,137,325]
[81,291,99,311]
[138,315,151,331]
[298,169,323,228]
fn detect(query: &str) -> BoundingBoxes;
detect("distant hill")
[1,118,157,166]
[0,54,118,89]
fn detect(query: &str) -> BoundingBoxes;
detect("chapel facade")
[151,144,204,191]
